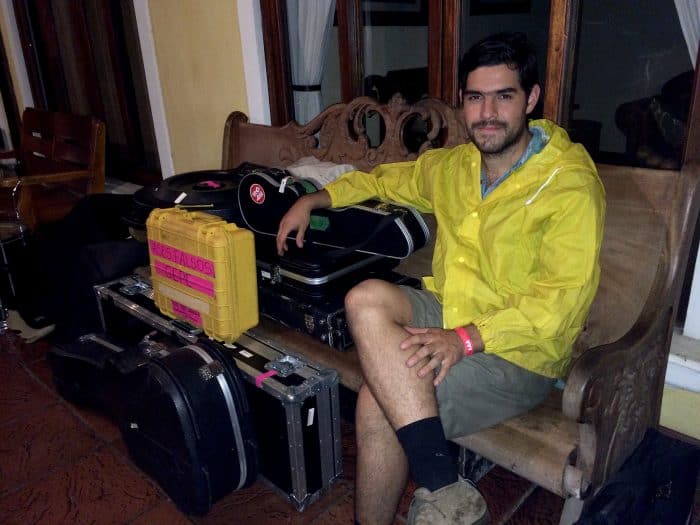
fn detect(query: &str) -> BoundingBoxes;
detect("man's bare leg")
[345,279,438,524]
[355,384,408,525]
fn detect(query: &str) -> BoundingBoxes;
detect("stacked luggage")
[51,273,343,515]
[121,162,428,350]
[49,161,429,514]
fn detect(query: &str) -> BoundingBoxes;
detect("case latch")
[265,355,303,377]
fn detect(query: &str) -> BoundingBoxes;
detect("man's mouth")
[474,121,506,131]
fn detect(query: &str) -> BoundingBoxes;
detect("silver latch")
[265,355,303,377]
[138,334,170,357]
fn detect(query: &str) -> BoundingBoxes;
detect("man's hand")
[276,190,332,255]
[400,326,464,386]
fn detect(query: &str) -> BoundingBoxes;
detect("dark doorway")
[12,0,161,185]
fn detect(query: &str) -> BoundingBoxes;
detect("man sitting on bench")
[277,32,605,525]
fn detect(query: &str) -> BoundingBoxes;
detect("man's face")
[461,64,540,155]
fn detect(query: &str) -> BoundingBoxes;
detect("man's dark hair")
[458,32,539,95]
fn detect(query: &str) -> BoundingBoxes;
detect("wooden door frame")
[336,0,363,103]
[260,0,293,125]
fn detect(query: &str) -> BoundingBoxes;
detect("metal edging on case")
[329,383,343,478]
[315,383,335,486]
[257,253,385,286]
[185,344,249,490]
[284,400,309,508]
[95,284,198,344]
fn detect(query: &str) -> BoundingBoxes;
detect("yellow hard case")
[146,208,258,343]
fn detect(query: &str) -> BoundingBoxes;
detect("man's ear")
[526,84,541,114]
[458,89,463,105]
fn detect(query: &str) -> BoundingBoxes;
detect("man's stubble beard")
[467,118,528,157]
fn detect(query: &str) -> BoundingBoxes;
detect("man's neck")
[481,129,533,185]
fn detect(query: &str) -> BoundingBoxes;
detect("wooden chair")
[0,108,106,230]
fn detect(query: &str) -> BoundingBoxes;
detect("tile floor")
[1,331,698,525]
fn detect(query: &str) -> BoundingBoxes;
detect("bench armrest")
[564,159,700,492]
[563,287,671,490]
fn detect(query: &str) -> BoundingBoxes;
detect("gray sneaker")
[407,478,490,525]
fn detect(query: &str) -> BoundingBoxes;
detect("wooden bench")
[221,95,700,523]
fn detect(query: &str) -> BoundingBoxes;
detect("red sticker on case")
[250,183,265,204]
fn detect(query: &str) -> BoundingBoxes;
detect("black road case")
[94,274,343,511]
[254,237,397,300]
[257,271,421,351]
[230,332,342,510]
[94,273,203,345]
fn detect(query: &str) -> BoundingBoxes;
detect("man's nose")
[481,96,496,119]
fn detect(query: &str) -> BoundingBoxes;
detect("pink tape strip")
[154,260,215,296]
[255,370,278,388]
[171,300,203,326]
[149,240,215,277]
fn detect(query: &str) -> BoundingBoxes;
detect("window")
[260,0,697,171]
[459,0,551,119]
[567,0,693,169]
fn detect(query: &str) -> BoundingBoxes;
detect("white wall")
[685,253,700,338]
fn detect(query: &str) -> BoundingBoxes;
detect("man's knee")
[344,279,410,324]
[344,279,383,313]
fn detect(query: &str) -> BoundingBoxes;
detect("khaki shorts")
[401,286,556,439]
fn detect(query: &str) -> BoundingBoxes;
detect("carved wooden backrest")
[223,95,467,172]
[222,96,681,367]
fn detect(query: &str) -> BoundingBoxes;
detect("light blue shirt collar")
[481,125,549,198]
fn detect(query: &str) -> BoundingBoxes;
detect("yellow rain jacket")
[324,119,605,378]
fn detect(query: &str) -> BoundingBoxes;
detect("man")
[277,32,605,525]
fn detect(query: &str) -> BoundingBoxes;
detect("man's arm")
[276,155,433,255]
[276,189,331,255]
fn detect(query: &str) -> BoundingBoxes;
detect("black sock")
[396,416,458,491]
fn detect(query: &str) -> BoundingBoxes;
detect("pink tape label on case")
[154,260,215,297]
[171,300,203,326]
[149,240,215,277]
[255,370,278,388]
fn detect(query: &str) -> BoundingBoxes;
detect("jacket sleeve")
[472,179,606,363]
[324,152,443,213]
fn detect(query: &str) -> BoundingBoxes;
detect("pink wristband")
[454,326,475,357]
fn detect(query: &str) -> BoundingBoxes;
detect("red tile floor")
[1,331,699,525]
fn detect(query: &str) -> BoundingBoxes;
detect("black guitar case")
[48,332,258,516]
[120,337,258,515]
[237,166,430,259]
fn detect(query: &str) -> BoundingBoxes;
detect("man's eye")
[498,93,513,100]
[466,95,481,101]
